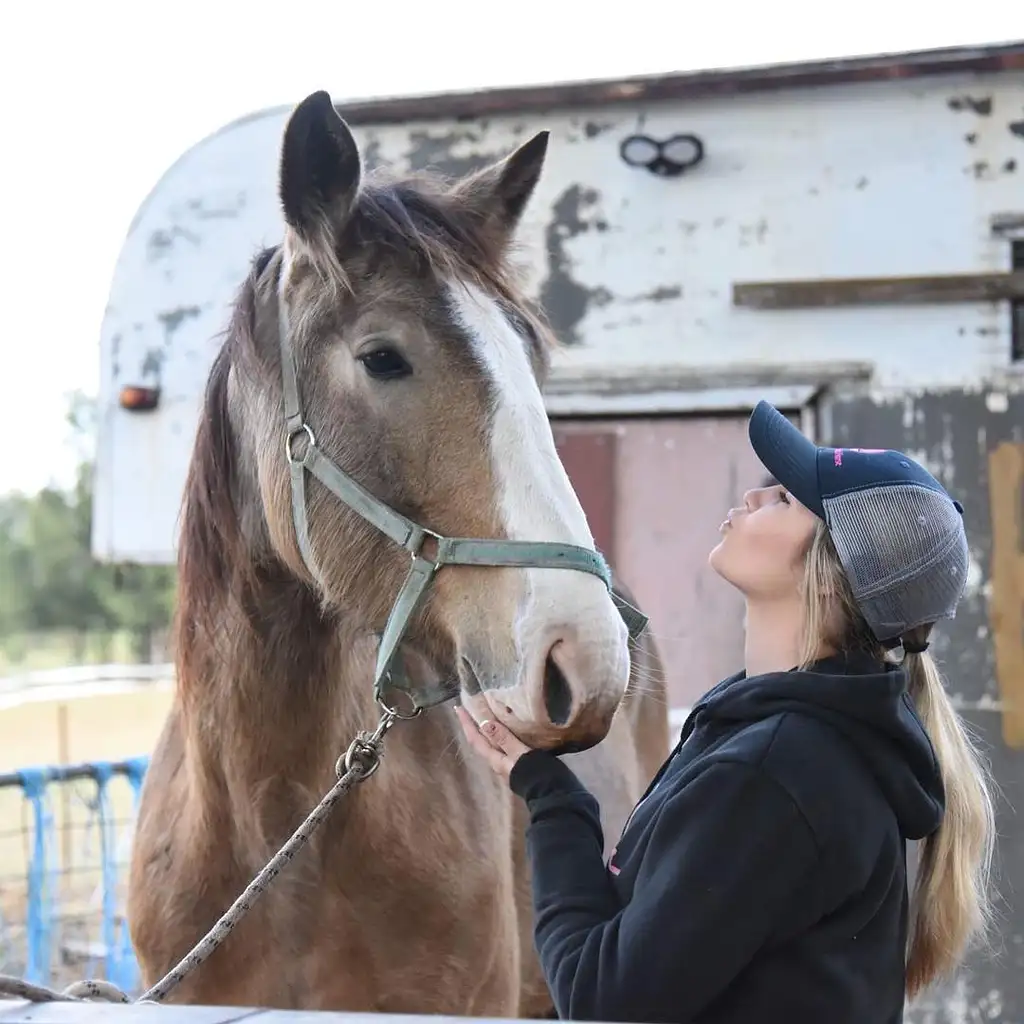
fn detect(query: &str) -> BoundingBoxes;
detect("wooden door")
[553,414,794,712]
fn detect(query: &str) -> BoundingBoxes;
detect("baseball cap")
[747,400,969,644]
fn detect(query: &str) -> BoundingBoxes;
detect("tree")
[0,391,178,664]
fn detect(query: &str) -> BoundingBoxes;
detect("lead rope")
[0,708,399,1005]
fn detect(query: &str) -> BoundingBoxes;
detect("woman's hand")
[455,705,533,780]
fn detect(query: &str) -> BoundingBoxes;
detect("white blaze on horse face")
[446,280,629,716]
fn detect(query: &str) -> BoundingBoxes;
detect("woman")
[456,400,995,1024]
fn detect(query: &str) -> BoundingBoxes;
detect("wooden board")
[732,271,1024,310]
[987,442,1024,750]
[0,1002,622,1023]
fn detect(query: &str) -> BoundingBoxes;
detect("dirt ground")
[0,687,173,774]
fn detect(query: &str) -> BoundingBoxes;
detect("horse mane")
[173,272,251,699]
[172,173,553,700]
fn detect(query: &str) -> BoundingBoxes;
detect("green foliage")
[0,391,178,669]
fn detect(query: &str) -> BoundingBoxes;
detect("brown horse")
[127,90,669,1016]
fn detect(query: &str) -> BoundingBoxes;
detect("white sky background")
[0,0,1019,496]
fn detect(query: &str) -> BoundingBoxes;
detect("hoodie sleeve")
[510,751,820,1023]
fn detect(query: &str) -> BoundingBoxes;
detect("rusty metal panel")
[553,412,805,712]
[987,442,1024,750]
[552,427,618,565]
[606,415,769,708]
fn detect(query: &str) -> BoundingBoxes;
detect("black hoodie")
[509,653,945,1024]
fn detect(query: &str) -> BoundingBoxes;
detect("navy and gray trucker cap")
[747,400,969,644]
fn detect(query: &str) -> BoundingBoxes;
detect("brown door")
[553,414,790,711]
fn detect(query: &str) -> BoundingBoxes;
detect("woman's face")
[708,483,820,600]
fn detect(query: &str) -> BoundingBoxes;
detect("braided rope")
[0,713,396,1005]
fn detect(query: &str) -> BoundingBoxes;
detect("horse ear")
[279,91,362,243]
[456,130,549,237]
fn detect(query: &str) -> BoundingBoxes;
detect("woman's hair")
[798,522,996,999]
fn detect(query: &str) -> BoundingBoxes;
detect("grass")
[0,686,174,982]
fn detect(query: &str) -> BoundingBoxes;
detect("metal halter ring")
[285,423,316,465]
[340,737,383,780]
[407,526,444,564]
[377,688,425,721]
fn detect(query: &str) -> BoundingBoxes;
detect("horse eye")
[357,347,412,381]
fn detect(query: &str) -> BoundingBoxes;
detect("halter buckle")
[285,423,316,466]
[406,526,444,565]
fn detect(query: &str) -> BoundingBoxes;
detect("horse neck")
[176,560,376,800]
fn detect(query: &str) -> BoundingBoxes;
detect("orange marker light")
[119,385,161,412]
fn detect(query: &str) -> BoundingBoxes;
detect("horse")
[126,90,670,1016]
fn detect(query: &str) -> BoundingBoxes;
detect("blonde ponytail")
[901,637,996,998]
[800,524,996,998]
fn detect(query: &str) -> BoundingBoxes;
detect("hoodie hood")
[687,652,945,840]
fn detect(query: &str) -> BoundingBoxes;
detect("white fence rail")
[0,664,175,711]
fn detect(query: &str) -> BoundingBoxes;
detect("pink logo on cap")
[834,447,886,467]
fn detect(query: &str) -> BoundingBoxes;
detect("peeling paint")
[158,305,201,341]
[622,285,682,304]
[738,218,768,246]
[948,94,994,115]
[405,129,497,179]
[185,193,247,220]
[147,226,200,262]
[140,348,164,378]
[110,333,122,382]
[831,391,1024,1024]
[96,69,1024,552]
[539,184,610,344]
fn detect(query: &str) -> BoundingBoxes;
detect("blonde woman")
[457,400,995,1024]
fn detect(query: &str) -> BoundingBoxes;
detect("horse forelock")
[280,173,556,352]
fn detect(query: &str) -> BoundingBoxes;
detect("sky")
[0,0,1020,496]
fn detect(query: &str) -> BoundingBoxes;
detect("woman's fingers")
[454,706,530,779]
[455,707,501,759]
[479,718,532,760]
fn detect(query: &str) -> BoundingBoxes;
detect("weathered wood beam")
[544,360,875,397]
[988,442,1024,751]
[732,271,1024,310]
[0,1002,621,1023]
[990,212,1024,236]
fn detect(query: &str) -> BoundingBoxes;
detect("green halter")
[279,317,648,714]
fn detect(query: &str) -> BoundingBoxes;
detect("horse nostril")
[543,652,573,726]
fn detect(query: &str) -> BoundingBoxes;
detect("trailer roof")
[315,41,1024,127]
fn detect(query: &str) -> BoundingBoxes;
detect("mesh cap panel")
[823,483,969,643]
